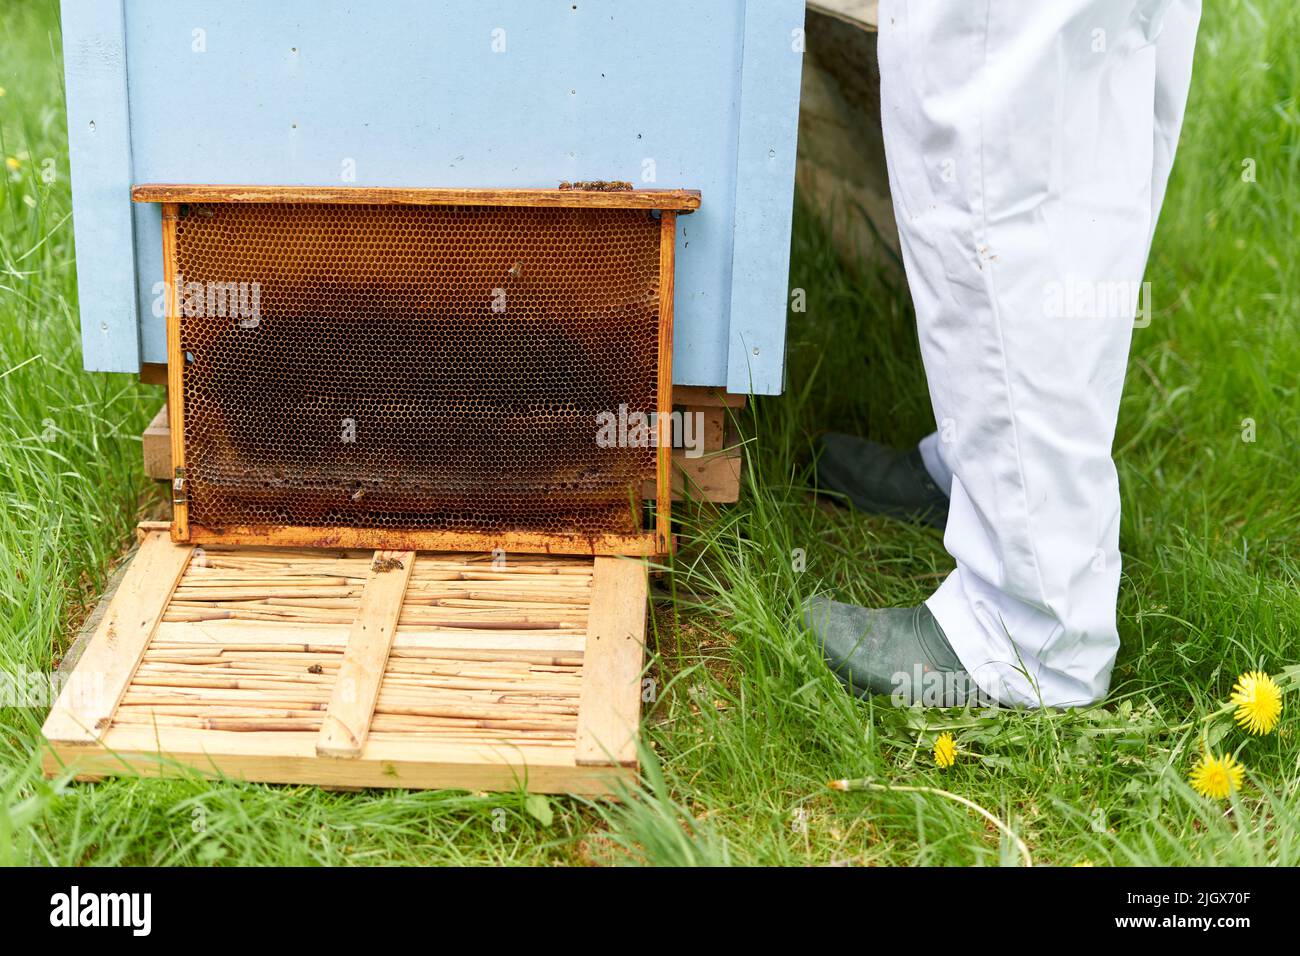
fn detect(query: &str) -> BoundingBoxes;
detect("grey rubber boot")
[814,433,949,529]
[802,596,975,706]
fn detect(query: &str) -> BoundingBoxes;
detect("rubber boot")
[803,596,976,706]
[814,433,949,529]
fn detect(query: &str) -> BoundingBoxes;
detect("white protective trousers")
[877,0,1201,706]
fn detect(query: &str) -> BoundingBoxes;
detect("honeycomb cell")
[173,202,663,538]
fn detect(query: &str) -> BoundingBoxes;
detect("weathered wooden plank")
[316,551,416,758]
[671,406,728,453]
[139,362,167,386]
[42,533,194,743]
[697,407,727,452]
[808,0,878,26]
[132,184,700,211]
[575,558,648,767]
[642,447,743,504]
[151,622,586,654]
[673,385,748,409]
[142,403,169,481]
[46,725,633,795]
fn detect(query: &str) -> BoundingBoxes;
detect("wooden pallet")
[42,527,648,794]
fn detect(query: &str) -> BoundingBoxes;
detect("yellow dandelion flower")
[1189,752,1245,800]
[4,157,20,172]
[1231,670,1282,736]
[933,732,956,769]
[0,86,6,97]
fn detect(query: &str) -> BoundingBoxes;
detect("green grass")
[3,0,1298,866]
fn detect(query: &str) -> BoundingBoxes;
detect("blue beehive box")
[61,0,805,396]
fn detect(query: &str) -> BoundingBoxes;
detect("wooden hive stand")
[42,525,648,794]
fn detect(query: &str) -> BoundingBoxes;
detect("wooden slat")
[316,550,416,758]
[139,362,168,386]
[161,202,188,541]
[672,385,748,409]
[46,725,633,795]
[700,407,727,451]
[656,211,676,555]
[575,558,648,767]
[641,447,743,504]
[151,622,586,654]
[131,184,701,211]
[673,406,726,452]
[142,403,170,480]
[135,520,170,542]
[42,533,194,743]
[185,524,660,556]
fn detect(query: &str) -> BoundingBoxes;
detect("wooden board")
[42,528,648,794]
[576,558,650,766]
[132,184,700,211]
[652,449,744,505]
[317,550,416,758]
[696,408,727,452]
[142,404,170,484]
[673,385,748,409]
[42,533,194,744]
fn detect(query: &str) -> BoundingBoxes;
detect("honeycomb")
[172,202,664,541]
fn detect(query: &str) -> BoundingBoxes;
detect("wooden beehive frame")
[42,525,648,793]
[133,184,700,557]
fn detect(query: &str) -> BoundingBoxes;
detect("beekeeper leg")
[872,0,1199,707]
[903,1,1195,534]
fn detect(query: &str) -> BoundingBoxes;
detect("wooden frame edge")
[157,191,689,556]
[183,525,660,557]
[132,184,701,212]
[43,729,634,796]
[656,212,676,556]
[161,202,189,542]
